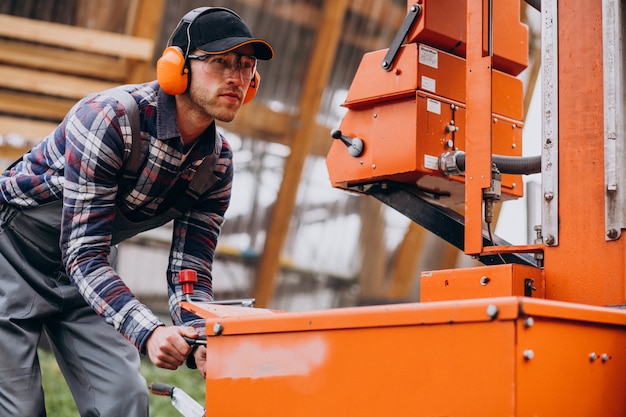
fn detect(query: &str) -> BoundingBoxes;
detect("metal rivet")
[480,276,490,286]
[602,353,610,363]
[213,322,224,336]
[487,304,499,319]
[523,349,535,360]
[524,317,534,328]
[589,352,597,362]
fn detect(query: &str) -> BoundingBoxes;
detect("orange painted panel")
[406,0,528,76]
[327,42,523,201]
[190,298,626,416]
[420,264,545,302]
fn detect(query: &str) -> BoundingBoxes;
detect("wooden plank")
[387,222,427,300]
[0,14,154,60]
[0,115,58,143]
[0,90,74,120]
[0,65,117,99]
[0,40,128,81]
[252,0,351,308]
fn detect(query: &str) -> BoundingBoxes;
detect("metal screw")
[487,304,499,320]
[213,322,224,336]
[524,317,534,328]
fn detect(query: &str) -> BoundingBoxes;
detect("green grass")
[40,349,206,417]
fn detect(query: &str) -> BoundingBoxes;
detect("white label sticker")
[419,45,439,69]
[421,76,436,93]
[424,154,439,170]
[426,98,441,114]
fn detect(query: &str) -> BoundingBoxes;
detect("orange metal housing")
[326,42,523,205]
[421,263,545,302]
[182,298,626,417]
[406,0,529,76]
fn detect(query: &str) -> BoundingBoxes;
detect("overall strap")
[101,87,142,179]
[164,134,223,219]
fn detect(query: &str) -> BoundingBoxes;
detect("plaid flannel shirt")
[0,80,233,352]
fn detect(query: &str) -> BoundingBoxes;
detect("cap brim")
[197,37,274,60]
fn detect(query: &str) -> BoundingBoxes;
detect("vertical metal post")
[465,0,493,254]
[541,0,559,246]
[603,0,626,241]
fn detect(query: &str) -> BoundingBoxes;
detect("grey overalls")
[0,134,222,417]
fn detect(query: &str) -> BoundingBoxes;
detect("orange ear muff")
[243,70,260,105]
[157,46,189,95]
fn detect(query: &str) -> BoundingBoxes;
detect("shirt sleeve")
[60,94,164,353]
[166,141,234,333]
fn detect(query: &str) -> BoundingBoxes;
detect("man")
[0,7,273,416]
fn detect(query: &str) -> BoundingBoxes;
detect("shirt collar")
[156,88,181,141]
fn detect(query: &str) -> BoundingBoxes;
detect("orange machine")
[182,0,626,415]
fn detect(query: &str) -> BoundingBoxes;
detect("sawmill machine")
[179,0,626,415]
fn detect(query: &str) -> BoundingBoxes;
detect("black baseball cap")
[171,7,274,60]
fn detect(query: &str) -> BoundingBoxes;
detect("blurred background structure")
[0,0,542,312]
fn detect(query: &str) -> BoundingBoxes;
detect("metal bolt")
[523,349,535,360]
[493,118,498,123]
[371,164,376,169]
[607,229,619,239]
[445,139,454,149]
[544,191,554,201]
[487,304,499,320]
[372,113,377,118]
[213,322,224,336]
[480,276,490,286]
[589,352,597,362]
[512,124,517,129]
[544,234,555,245]
[524,317,534,328]
[602,353,610,363]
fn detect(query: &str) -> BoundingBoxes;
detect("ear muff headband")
[156,7,261,103]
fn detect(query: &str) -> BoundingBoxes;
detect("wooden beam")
[0,116,57,143]
[252,0,350,308]
[357,197,387,303]
[0,65,117,100]
[0,14,154,60]
[387,221,427,300]
[0,40,128,82]
[124,0,166,83]
[0,90,75,120]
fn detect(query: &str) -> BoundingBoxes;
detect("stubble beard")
[188,85,241,123]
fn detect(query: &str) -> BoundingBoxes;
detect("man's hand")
[193,346,207,378]
[146,326,198,370]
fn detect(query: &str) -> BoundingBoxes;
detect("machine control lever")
[331,129,364,157]
[381,4,422,71]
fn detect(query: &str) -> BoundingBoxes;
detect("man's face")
[186,45,256,122]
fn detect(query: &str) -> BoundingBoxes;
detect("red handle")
[179,269,197,295]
